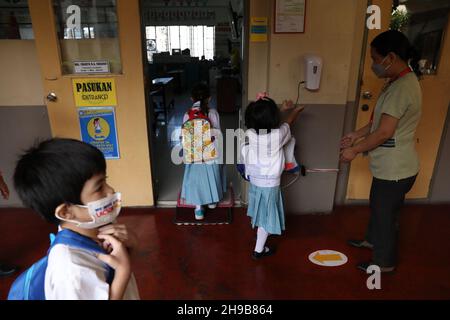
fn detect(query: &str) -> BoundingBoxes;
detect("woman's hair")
[371,29,422,77]
[191,82,211,115]
[245,97,281,134]
[14,138,106,224]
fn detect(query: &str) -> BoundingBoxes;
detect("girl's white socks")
[254,227,269,253]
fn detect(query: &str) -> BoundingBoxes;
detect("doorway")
[346,0,450,200]
[141,0,247,206]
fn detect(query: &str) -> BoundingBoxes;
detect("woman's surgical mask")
[56,192,122,229]
[371,55,393,78]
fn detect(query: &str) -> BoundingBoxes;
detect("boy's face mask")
[56,192,122,229]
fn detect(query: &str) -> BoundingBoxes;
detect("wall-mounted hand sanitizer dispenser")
[304,55,323,91]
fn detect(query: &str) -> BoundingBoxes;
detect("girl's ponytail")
[200,96,209,116]
[191,82,210,115]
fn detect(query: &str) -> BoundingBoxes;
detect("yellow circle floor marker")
[309,250,348,267]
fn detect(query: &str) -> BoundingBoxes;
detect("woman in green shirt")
[340,30,422,273]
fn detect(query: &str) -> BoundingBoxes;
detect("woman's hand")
[340,132,359,149]
[98,223,138,251]
[340,147,358,163]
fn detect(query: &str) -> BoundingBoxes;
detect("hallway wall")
[0,40,44,106]
[247,0,367,213]
[430,104,450,203]
[0,40,50,207]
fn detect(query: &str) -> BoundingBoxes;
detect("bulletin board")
[274,0,306,34]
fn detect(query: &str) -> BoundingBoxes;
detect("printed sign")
[308,250,348,267]
[78,107,120,160]
[275,0,306,33]
[250,17,268,42]
[72,78,117,107]
[74,61,110,74]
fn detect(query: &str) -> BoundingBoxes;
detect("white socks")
[195,205,202,211]
[254,227,270,253]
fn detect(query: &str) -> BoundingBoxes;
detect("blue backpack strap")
[50,229,115,284]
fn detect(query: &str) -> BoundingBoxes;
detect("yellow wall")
[249,0,367,105]
[0,40,44,106]
[410,21,450,198]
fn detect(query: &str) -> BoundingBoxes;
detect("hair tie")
[256,92,269,101]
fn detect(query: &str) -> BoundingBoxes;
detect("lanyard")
[370,67,412,123]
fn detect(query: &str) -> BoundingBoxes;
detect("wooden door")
[28,0,154,206]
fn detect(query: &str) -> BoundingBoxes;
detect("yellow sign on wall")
[250,17,268,42]
[72,78,117,107]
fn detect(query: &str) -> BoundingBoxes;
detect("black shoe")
[357,261,395,273]
[0,264,17,277]
[348,239,373,249]
[252,246,276,260]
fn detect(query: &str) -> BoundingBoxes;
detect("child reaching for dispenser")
[241,94,304,259]
[181,82,225,220]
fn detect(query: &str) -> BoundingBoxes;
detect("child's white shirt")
[241,123,292,187]
[45,242,140,300]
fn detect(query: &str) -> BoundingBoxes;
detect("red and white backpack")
[181,108,218,164]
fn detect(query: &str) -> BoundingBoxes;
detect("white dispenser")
[304,55,323,91]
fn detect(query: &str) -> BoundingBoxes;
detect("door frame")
[139,0,250,206]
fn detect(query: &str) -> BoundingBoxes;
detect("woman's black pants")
[366,175,417,267]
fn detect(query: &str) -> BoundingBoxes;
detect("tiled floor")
[1,205,449,300]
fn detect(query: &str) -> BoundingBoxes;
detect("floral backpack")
[181,108,217,164]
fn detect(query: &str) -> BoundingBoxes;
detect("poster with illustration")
[78,107,120,159]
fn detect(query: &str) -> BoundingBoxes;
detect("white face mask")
[56,192,122,229]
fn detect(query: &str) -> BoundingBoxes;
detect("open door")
[139,0,246,206]
[28,0,154,206]
[347,0,450,200]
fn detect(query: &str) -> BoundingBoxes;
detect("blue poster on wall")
[78,107,120,160]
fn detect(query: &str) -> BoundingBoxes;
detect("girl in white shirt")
[242,96,303,259]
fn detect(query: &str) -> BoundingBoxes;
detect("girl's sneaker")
[208,203,217,209]
[194,208,204,220]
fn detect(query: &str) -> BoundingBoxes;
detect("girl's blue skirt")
[247,184,285,235]
[181,163,226,205]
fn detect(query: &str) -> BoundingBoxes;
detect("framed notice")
[274,0,306,34]
[74,61,110,74]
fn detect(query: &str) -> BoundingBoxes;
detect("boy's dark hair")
[245,97,281,134]
[14,138,106,224]
[191,82,211,115]
[371,29,422,77]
